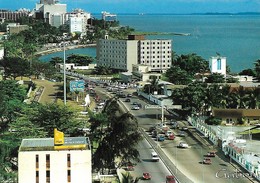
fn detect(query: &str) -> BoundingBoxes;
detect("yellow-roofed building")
[18,129,91,183]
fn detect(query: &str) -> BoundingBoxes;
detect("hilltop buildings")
[97,35,172,72]
[18,129,92,183]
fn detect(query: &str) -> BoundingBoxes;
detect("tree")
[205,73,225,83]
[118,172,140,183]
[165,66,192,85]
[66,54,94,66]
[254,59,260,82]
[92,98,142,173]
[0,57,30,80]
[239,69,256,76]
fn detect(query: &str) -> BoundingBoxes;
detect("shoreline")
[35,44,96,57]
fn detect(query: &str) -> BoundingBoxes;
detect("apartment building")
[18,129,92,183]
[68,10,91,34]
[96,35,172,72]
[0,9,30,22]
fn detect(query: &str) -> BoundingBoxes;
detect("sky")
[1,0,260,14]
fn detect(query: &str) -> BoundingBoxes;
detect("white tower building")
[209,56,227,77]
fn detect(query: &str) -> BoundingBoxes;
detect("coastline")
[35,44,97,57]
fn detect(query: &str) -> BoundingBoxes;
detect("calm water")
[39,14,260,73]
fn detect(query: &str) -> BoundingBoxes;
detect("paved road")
[94,85,256,183]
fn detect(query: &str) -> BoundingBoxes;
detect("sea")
[39,14,260,73]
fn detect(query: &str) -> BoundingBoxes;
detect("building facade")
[35,0,66,27]
[0,9,30,22]
[96,35,172,72]
[97,38,139,72]
[209,56,227,77]
[18,130,92,183]
[67,9,91,34]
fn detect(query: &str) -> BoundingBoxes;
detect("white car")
[131,105,140,110]
[179,142,189,148]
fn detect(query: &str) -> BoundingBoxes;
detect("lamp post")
[63,42,66,105]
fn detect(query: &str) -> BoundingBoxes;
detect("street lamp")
[63,42,66,105]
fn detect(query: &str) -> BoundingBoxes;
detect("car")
[131,105,140,110]
[207,151,216,157]
[124,98,131,102]
[203,157,212,164]
[127,93,132,97]
[171,123,179,129]
[142,172,151,180]
[167,134,175,140]
[157,134,165,141]
[166,175,176,183]
[151,130,158,138]
[178,131,187,137]
[181,126,188,131]
[165,130,173,137]
[151,152,159,162]
[132,102,138,105]
[178,142,189,148]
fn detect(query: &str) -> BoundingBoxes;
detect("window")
[217,58,222,70]
[46,154,50,169]
[36,171,39,183]
[67,154,71,168]
[36,155,39,169]
[46,170,50,183]
[67,170,71,182]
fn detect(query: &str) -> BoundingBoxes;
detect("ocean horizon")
[39,14,260,73]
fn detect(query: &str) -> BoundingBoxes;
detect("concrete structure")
[56,63,96,70]
[97,35,172,72]
[7,24,29,35]
[212,109,260,125]
[35,0,66,27]
[18,129,92,183]
[209,56,227,77]
[97,38,139,72]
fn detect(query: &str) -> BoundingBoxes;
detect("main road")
[94,85,256,183]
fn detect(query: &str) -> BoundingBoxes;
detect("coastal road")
[94,85,254,183]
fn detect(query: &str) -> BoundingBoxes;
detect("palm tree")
[118,172,140,183]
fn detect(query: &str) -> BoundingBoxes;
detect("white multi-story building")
[96,35,172,72]
[18,129,92,183]
[209,56,227,77]
[0,47,4,59]
[35,0,66,27]
[68,10,91,34]
[139,39,172,72]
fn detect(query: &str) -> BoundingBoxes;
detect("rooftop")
[19,137,90,151]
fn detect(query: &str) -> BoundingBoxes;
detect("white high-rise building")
[209,56,227,77]
[18,129,92,183]
[96,35,172,72]
[67,10,91,34]
[35,0,66,27]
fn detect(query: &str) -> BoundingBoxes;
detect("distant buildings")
[18,129,92,183]
[97,35,172,72]
[0,9,30,22]
[101,11,117,21]
[6,23,29,35]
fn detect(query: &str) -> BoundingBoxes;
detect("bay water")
[39,14,260,73]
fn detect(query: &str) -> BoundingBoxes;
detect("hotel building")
[18,129,92,183]
[96,35,172,72]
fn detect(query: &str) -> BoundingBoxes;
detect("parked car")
[178,142,189,148]
[151,130,158,138]
[181,126,188,131]
[142,172,151,180]
[203,157,212,164]
[132,102,138,105]
[207,151,216,157]
[166,175,176,183]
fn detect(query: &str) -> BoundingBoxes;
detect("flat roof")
[19,137,90,151]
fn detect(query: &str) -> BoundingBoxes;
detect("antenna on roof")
[216,52,221,56]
